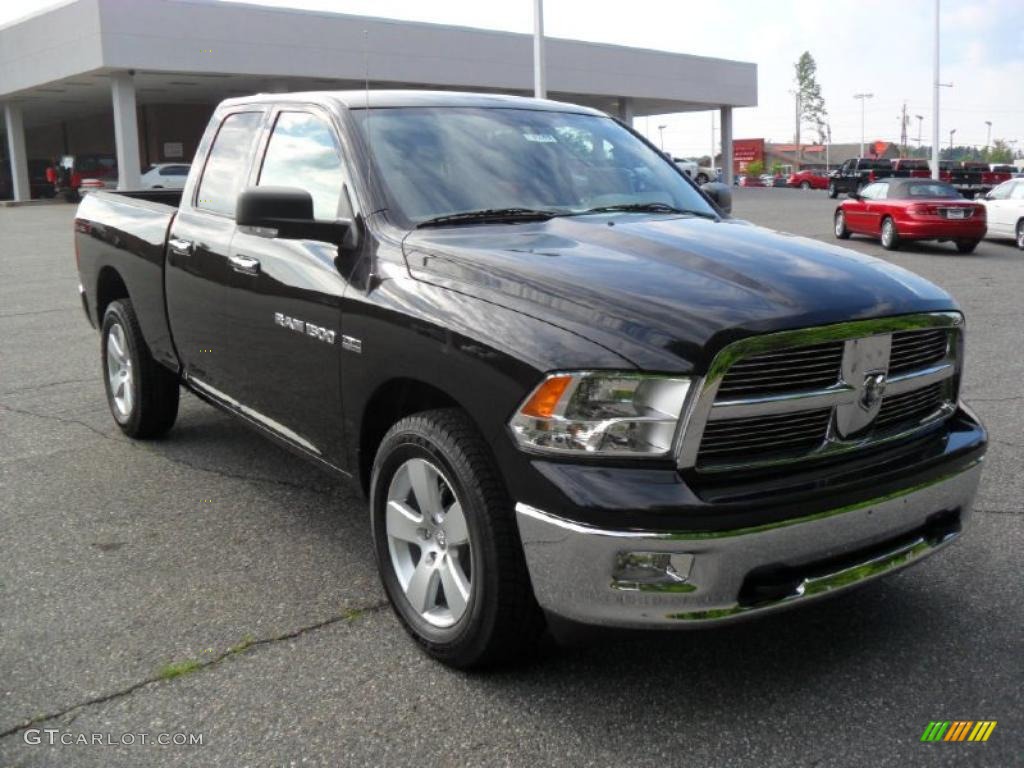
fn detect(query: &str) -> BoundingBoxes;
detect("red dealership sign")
[733,138,764,172]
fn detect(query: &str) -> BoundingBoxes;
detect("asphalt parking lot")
[1,189,1021,767]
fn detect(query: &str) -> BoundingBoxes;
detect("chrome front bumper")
[516,461,982,628]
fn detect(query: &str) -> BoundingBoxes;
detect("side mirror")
[701,181,732,215]
[236,186,357,249]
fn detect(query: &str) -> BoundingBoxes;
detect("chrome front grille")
[697,409,832,464]
[888,329,949,376]
[873,382,945,431]
[716,341,844,397]
[680,314,962,472]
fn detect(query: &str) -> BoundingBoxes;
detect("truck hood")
[402,215,957,372]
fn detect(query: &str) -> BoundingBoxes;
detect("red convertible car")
[834,178,986,253]
[787,170,829,190]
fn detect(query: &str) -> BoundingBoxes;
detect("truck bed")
[75,189,181,370]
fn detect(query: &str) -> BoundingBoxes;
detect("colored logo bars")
[921,721,997,742]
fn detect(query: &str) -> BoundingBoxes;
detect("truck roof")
[218,89,605,115]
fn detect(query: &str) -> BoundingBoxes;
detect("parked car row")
[828,158,1015,199]
[833,177,1024,252]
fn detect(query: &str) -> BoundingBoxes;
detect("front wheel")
[800,181,811,190]
[370,408,544,668]
[880,217,900,251]
[955,239,980,254]
[1016,220,1024,250]
[834,210,851,239]
[696,173,709,184]
[828,182,838,199]
[101,300,180,438]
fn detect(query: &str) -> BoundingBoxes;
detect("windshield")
[351,107,716,227]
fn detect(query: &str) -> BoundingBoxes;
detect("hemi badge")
[341,335,362,353]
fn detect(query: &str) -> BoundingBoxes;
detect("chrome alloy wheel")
[1017,221,1024,250]
[386,458,473,628]
[106,322,134,422]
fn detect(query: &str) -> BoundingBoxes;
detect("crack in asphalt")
[0,403,337,496]
[0,307,75,319]
[975,507,1022,516]
[0,601,390,741]
[1,376,97,395]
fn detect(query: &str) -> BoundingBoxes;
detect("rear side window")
[258,111,346,221]
[195,112,263,216]
[160,165,189,176]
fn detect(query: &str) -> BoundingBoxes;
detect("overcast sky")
[4,0,1022,158]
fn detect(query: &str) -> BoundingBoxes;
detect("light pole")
[854,93,874,157]
[915,115,924,146]
[984,120,992,151]
[532,0,545,99]
[825,122,832,171]
[657,124,667,152]
[710,112,716,172]
[949,128,956,154]
[931,0,953,178]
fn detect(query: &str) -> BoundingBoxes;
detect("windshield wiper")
[572,202,718,219]
[416,208,563,228]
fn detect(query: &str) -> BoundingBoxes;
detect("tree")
[795,52,828,145]
[985,139,1013,164]
[745,159,764,176]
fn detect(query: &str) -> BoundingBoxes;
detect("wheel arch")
[95,266,130,323]
[358,377,463,495]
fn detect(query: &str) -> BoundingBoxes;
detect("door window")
[258,112,346,221]
[1010,183,1024,200]
[195,112,263,216]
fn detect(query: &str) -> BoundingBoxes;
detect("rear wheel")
[696,173,709,184]
[101,299,179,438]
[834,210,851,239]
[370,408,544,668]
[828,182,838,199]
[800,181,811,190]
[1016,220,1024,250]
[955,239,980,254]
[880,217,900,251]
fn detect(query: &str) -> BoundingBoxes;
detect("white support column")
[3,103,31,202]
[110,71,141,190]
[617,97,634,127]
[720,106,734,186]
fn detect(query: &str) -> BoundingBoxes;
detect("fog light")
[612,551,695,592]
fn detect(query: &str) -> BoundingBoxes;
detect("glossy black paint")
[74,91,983,532]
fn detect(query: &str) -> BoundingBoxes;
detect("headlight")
[509,372,692,456]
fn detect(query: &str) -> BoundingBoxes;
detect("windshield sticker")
[523,133,557,143]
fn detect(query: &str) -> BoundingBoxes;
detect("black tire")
[834,210,851,239]
[880,216,900,251]
[696,173,709,184]
[101,299,179,438]
[800,181,811,190]
[828,182,838,199]
[955,239,980,254]
[370,408,544,668]
[1016,220,1024,251]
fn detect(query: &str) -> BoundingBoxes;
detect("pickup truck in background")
[74,91,986,668]
[891,158,931,178]
[827,158,896,198]
[933,161,1003,198]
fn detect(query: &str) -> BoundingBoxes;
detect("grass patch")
[158,659,202,680]
[227,634,257,655]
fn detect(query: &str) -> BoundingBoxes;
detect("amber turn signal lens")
[520,375,572,418]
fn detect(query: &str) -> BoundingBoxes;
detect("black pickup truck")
[75,91,986,668]
[827,158,897,198]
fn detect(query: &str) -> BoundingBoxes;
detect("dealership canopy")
[0,0,757,199]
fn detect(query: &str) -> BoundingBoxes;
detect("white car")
[140,163,191,190]
[673,159,716,184]
[979,179,1024,249]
